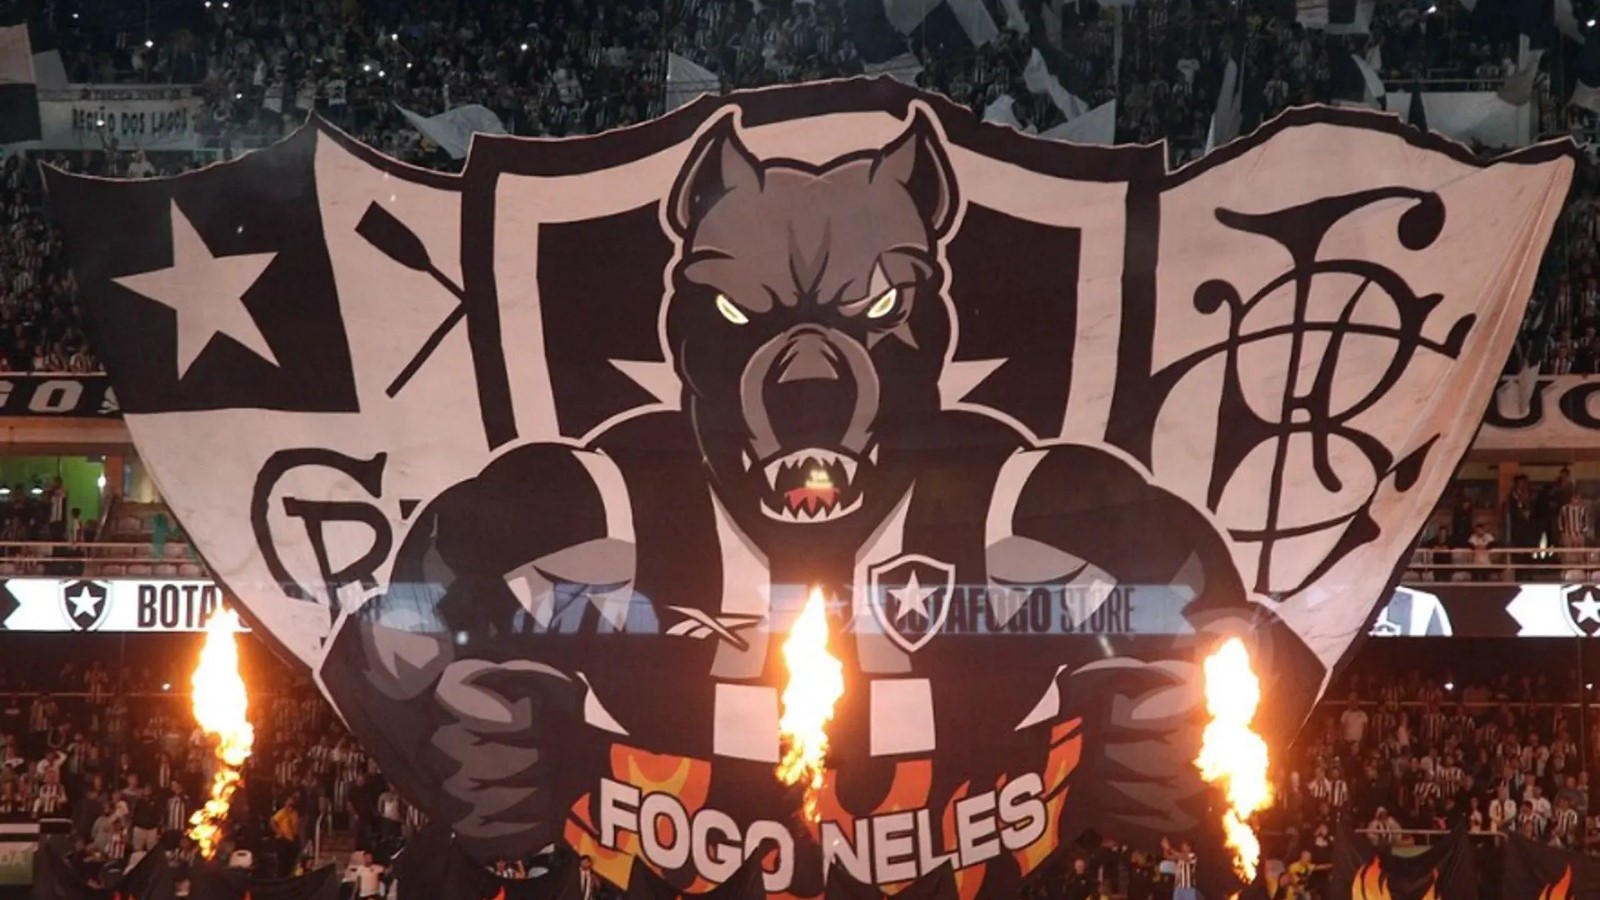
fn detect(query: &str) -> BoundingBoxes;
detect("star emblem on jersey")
[866,553,955,654]
[1567,585,1600,636]
[61,580,109,632]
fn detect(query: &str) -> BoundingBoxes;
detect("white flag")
[1351,53,1386,106]
[1023,50,1089,119]
[864,54,924,86]
[1498,49,1543,107]
[666,54,721,111]
[397,104,508,160]
[982,94,1022,129]
[1040,99,1116,145]
[1205,58,1242,154]
[1572,81,1600,115]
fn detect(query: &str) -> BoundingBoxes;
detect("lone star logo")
[60,580,109,632]
[1567,586,1600,637]
[866,553,955,654]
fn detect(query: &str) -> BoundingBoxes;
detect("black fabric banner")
[184,867,338,900]
[1330,823,1478,900]
[29,835,177,900]
[391,825,579,900]
[825,863,958,900]
[1502,832,1597,899]
[0,374,118,418]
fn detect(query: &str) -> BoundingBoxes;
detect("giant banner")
[0,373,119,417]
[1331,823,1478,900]
[43,81,1573,899]
[1371,581,1600,638]
[1479,373,1600,452]
[1502,832,1600,899]
[38,84,202,151]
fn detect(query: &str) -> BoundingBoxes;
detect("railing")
[4,541,1599,589]
[1400,546,1600,585]
[0,539,204,578]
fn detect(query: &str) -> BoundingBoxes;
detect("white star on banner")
[1572,593,1600,625]
[66,588,99,619]
[114,200,280,378]
[889,571,937,624]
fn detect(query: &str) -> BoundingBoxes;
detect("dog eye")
[714,293,750,325]
[866,287,899,320]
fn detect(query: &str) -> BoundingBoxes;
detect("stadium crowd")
[0,637,437,890]
[6,0,1600,895]
[0,0,1598,377]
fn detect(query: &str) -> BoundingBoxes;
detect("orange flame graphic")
[1195,638,1270,882]
[1351,858,1444,900]
[776,587,845,822]
[185,607,254,858]
[1538,866,1574,900]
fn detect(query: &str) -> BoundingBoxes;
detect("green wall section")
[0,456,104,521]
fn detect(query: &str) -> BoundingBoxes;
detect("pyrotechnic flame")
[1538,866,1573,900]
[1194,637,1270,882]
[776,587,844,822]
[186,607,255,858]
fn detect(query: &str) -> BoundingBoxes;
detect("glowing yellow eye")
[715,294,749,325]
[866,288,899,320]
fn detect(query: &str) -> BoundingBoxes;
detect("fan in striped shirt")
[31,776,66,816]
[1327,770,1350,810]
[1164,840,1198,900]
[1558,494,1592,548]
[1552,797,1581,847]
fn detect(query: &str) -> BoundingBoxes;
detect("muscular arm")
[321,444,630,860]
[998,444,1326,846]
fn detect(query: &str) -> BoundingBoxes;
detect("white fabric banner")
[1385,90,1530,148]
[397,103,507,160]
[37,84,202,150]
[1205,58,1241,154]
[0,578,246,633]
[863,54,924,86]
[1572,81,1600,115]
[1297,0,1374,33]
[1023,49,1089,119]
[1352,53,1387,106]
[666,53,721,111]
[981,94,1021,129]
[1497,49,1543,107]
[30,50,65,90]
[1479,374,1600,453]
[1040,99,1116,145]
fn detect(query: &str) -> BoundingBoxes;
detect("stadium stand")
[9,0,1600,896]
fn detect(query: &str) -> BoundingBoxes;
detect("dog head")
[664,109,960,538]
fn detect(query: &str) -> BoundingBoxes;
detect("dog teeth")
[840,458,857,483]
[758,494,866,524]
[763,460,782,489]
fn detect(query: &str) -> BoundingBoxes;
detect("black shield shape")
[866,553,956,654]
[61,580,110,632]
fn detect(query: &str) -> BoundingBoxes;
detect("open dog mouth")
[746,447,875,523]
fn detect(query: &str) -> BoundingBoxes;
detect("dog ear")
[871,108,959,238]
[667,114,763,238]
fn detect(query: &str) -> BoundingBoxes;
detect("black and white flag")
[46,82,1575,900]
[0,24,40,145]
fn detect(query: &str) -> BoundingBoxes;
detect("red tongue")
[785,486,839,514]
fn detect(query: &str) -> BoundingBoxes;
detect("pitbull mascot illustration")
[323,109,1324,897]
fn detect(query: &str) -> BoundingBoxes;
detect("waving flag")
[47,81,1574,900]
